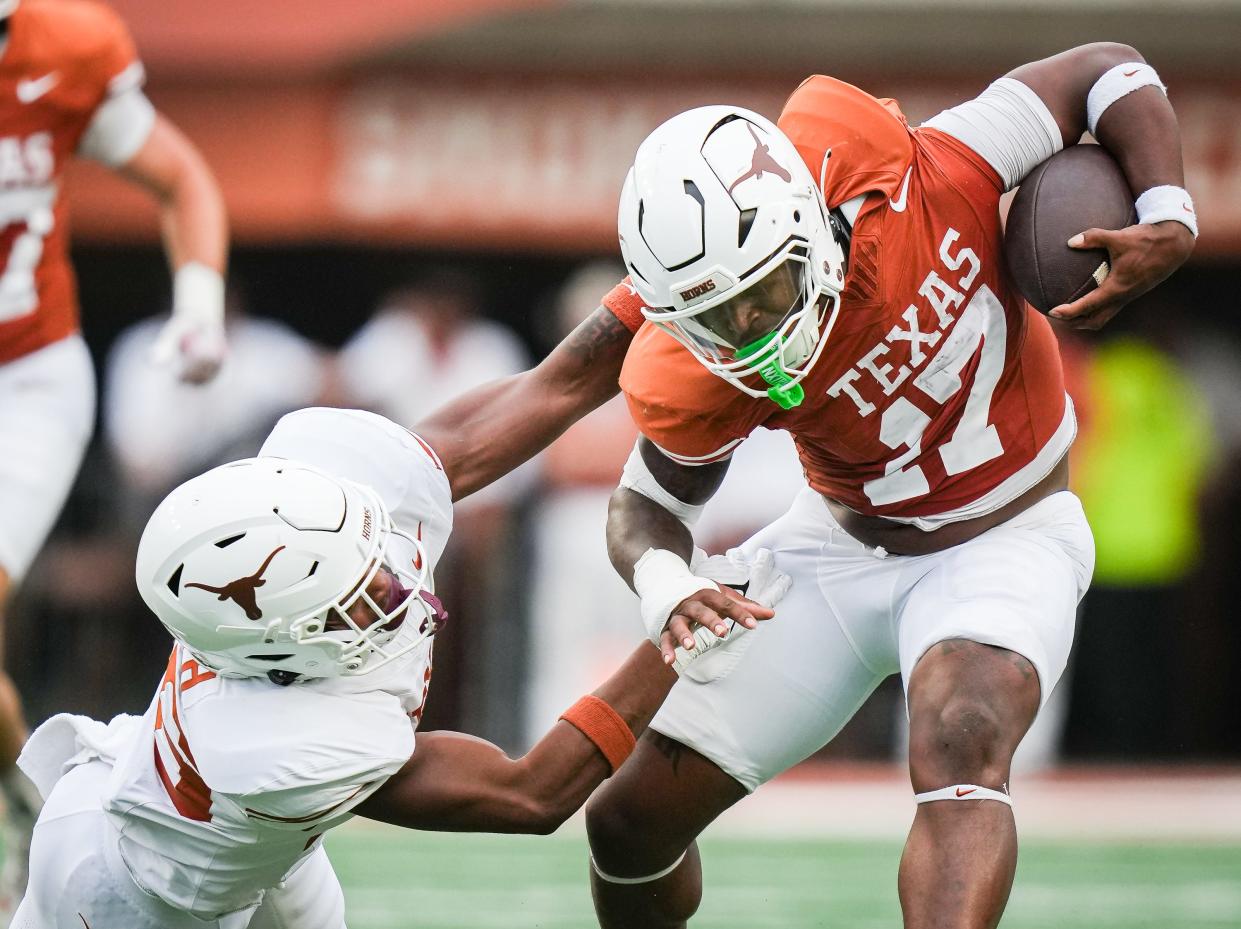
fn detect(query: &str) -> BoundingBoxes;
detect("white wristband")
[1136,185,1198,238]
[1086,62,1166,137]
[173,262,225,321]
[632,548,716,646]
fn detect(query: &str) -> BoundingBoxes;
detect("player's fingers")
[659,630,679,665]
[678,599,731,642]
[714,587,775,628]
[1066,227,1121,251]
[691,589,766,631]
[666,613,701,652]
[1048,275,1126,327]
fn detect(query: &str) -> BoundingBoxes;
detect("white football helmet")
[618,106,848,409]
[136,457,437,681]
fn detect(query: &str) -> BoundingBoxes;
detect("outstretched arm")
[415,307,635,502]
[1007,43,1195,327]
[354,642,673,834]
[117,113,229,383]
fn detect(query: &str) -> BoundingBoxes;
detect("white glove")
[689,547,791,609]
[671,547,791,683]
[150,262,227,384]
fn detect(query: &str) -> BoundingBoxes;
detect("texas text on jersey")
[0,0,147,363]
[608,76,1070,526]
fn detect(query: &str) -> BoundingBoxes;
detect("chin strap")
[914,784,1013,806]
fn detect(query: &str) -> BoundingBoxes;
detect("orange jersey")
[0,0,142,364]
[615,77,1070,522]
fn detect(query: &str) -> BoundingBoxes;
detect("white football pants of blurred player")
[13,760,346,929]
[0,334,95,911]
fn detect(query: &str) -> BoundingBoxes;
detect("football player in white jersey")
[11,406,784,929]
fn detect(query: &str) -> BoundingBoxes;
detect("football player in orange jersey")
[568,43,1195,929]
[0,0,227,909]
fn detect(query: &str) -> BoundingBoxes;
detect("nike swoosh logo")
[955,787,977,797]
[1123,69,1140,77]
[889,167,913,212]
[17,72,60,104]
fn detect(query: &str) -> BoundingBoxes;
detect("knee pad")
[914,784,1012,806]
[590,850,687,885]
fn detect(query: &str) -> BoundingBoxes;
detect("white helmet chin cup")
[618,106,847,399]
[136,458,436,681]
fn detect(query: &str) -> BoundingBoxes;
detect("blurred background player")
[104,280,327,519]
[0,0,227,912]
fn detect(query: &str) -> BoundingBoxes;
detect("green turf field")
[330,825,1241,929]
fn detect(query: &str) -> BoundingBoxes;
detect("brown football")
[1004,145,1135,314]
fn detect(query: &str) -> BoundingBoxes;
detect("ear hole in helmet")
[738,207,758,247]
[214,533,245,548]
[167,564,183,595]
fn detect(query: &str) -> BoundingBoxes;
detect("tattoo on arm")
[561,307,633,366]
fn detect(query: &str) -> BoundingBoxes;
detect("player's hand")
[151,308,227,384]
[1049,220,1195,330]
[658,585,773,666]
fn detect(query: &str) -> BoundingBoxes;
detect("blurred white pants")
[0,335,94,582]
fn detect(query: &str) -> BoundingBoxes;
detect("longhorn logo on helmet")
[727,123,792,194]
[185,546,286,620]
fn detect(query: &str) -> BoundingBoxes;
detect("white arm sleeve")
[619,440,706,527]
[922,78,1063,191]
[78,86,157,167]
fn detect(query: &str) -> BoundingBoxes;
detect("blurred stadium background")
[9,0,1241,925]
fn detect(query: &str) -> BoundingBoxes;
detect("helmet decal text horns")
[727,123,793,194]
[185,545,286,621]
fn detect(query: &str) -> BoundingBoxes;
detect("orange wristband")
[559,695,636,774]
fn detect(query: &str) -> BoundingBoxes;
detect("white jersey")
[20,408,454,921]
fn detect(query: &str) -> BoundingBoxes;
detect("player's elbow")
[507,791,573,835]
[500,761,579,835]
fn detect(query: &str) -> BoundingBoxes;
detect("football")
[1004,144,1136,314]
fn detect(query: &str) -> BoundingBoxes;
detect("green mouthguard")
[735,334,805,410]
